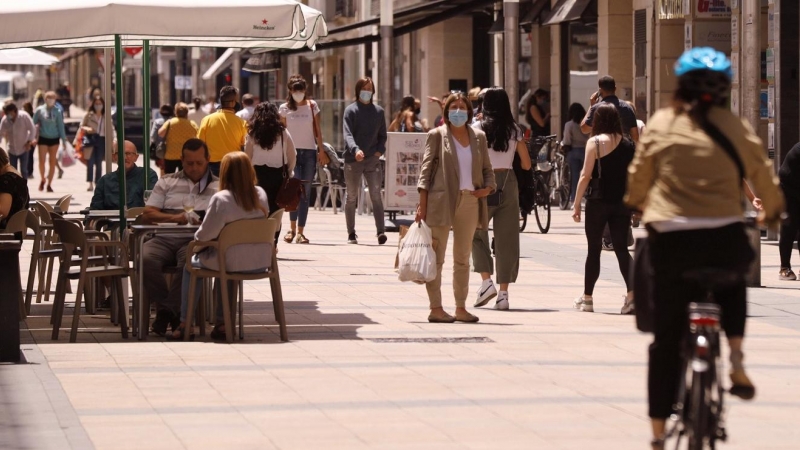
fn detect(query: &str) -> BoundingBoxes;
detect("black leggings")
[647,224,751,418]
[254,165,284,244]
[583,200,632,295]
[779,195,800,268]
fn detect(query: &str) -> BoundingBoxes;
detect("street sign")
[174,75,192,90]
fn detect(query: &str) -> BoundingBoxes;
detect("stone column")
[598,0,634,101]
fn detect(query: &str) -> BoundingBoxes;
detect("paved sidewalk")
[2,158,799,449]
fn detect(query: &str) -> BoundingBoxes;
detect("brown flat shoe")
[455,312,479,323]
[283,231,295,243]
[428,312,455,323]
[295,233,310,244]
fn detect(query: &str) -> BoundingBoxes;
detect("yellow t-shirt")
[163,117,199,161]
[197,110,247,162]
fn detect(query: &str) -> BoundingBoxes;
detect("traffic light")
[224,72,232,84]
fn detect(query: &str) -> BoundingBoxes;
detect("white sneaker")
[573,296,594,312]
[474,279,497,307]
[620,296,635,315]
[494,291,509,310]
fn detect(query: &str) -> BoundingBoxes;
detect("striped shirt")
[146,169,219,213]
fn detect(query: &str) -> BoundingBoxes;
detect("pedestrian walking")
[778,142,800,280]
[150,103,173,174]
[32,91,67,192]
[525,89,550,140]
[471,87,532,310]
[21,102,36,179]
[416,92,496,323]
[246,102,297,217]
[625,47,784,449]
[342,77,388,245]
[0,103,36,181]
[389,95,422,132]
[562,103,589,208]
[571,103,635,314]
[236,93,256,122]
[581,76,639,143]
[81,96,112,191]
[278,75,327,244]
[198,86,248,176]
[188,97,209,125]
[158,102,199,174]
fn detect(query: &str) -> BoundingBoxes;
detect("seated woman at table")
[0,146,30,229]
[169,151,271,341]
[90,140,158,210]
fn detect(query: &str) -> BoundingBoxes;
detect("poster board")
[385,132,427,210]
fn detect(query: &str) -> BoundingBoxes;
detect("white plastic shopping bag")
[397,221,437,284]
[58,141,77,168]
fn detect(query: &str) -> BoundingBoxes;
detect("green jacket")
[90,165,158,210]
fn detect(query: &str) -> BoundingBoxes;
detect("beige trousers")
[426,192,480,309]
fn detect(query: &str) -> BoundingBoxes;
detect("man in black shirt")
[581,76,639,144]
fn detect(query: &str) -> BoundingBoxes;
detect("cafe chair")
[50,218,130,342]
[0,210,33,319]
[55,194,72,214]
[184,210,287,343]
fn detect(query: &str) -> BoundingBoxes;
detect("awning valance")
[542,0,595,26]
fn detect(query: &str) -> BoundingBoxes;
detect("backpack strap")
[699,119,745,182]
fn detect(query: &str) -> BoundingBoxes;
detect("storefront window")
[568,23,598,110]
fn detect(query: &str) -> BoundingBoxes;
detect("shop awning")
[202,48,235,80]
[521,0,551,26]
[542,0,594,26]
[0,48,59,66]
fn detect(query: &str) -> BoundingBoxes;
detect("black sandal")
[166,326,195,341]
[210,325,227,341]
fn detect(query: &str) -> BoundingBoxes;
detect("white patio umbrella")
[0,48,58,66]
[0,0,328,227]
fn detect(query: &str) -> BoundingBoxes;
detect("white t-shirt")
[472,122,521,170]
[278,101,319,150]
[236,106,255,121]
[249,129,296,168]
[454,139,474,190]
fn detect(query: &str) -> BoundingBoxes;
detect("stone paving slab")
[2,156,799,449]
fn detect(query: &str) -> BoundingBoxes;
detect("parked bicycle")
[519,135,556,233]
[551,143,571,210]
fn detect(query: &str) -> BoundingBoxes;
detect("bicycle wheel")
[534,177,551,234]
[558,163,571,210]
[520,208,528,232]
[688,367,711,450]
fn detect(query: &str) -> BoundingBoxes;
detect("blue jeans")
[567,147,585,202]
[87,138,105,182]
[9,151,30,180]
[289,149,317,227]
[180,255,266,324]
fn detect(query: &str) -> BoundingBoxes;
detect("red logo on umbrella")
[262,19,268,25]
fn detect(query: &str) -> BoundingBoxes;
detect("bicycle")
[519,135,555,233]
[659,268,738,450]
[551,144,571,210]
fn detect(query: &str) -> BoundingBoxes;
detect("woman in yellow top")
[158,102,199,174]
[625,48,784,449]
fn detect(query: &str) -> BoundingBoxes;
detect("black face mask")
[414,108,421,115]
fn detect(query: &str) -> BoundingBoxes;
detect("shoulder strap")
[699,119,745,182]
[593,136,602,178]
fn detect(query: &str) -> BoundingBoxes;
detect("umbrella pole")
[115,35,127,229]
[142,40,151,190]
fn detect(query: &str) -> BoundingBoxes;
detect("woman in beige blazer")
[416,92,496,323]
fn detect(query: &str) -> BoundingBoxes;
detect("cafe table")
[130,223,200,339]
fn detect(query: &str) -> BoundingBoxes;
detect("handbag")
[487,170,508,207]
[155,121,170,159]
[585,137,603,200]
[275,134,305,212]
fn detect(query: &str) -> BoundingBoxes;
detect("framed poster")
[385,132,427,210]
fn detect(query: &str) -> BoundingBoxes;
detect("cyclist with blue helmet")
[625,47,785,447]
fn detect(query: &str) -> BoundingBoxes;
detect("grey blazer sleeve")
[418,129,441,192]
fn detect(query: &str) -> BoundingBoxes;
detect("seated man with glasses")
[141,138,219,336]
[89,140,159,210]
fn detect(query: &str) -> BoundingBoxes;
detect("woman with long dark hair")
[626,48,784,448]
[471,87,531,310]
[562,103,589,206]
[571,104,635,314]
[246,102,296,216]
[525,89,550,139]
[389,95,422,132]
[278,74,326,244]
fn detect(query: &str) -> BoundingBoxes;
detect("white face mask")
[292,92,305,103]
[46,99,56,107]
[94,104,103,112]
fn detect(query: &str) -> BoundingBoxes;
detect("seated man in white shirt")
[142,138,219,336]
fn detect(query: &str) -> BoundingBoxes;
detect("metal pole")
[380,0,393,125]
[742,0,761,287]
[493,2,504,87]
[503,0,520,120]
[142,41,151,190]
[103,49,113,174]
[115,35,127,229]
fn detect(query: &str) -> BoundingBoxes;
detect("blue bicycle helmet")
[674,47,733,79]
